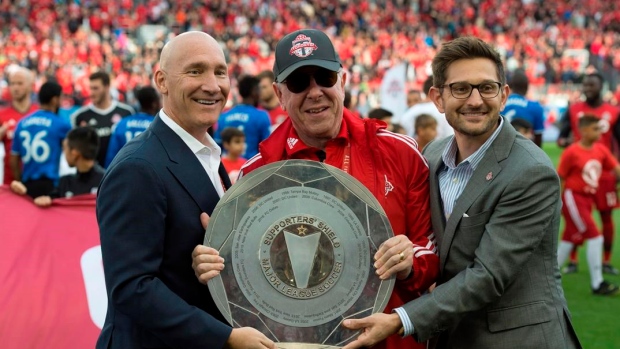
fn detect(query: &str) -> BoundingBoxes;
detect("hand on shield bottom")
[225,327,276,349]
[341,313,403,349]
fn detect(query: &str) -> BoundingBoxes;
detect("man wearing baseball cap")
[192,29,439,349]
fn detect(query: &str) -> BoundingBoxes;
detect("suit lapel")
[151,115,222,214]
[439,155,502,270]
[218,162,232,190]
[424,138,450,259]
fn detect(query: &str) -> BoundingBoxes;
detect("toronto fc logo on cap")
[289,34,318,58]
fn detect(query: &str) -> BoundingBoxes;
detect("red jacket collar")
[283,114,349,157]
[258,108,386,163]
[257,108,388,195]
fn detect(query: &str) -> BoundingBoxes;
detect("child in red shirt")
[220,127,246,184]
[557,115,620,295]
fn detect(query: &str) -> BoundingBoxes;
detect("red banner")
[0,186,103,348]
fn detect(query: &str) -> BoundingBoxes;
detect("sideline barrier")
[0,186,103,348]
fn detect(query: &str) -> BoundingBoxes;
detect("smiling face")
[430,58,509,140]
[274,66,346,148]
[155,32,230,141]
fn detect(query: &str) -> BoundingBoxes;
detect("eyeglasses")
[441,81,502,99]
[283,68,339,93]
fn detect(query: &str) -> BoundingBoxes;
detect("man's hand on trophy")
[373,236,413,280]
[192,212,224,285]
[192,245,224,285]
[341,313,403,349]
[225,327,276,349]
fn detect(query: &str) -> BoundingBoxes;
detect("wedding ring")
[399,251,405,262]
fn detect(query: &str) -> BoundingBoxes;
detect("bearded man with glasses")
[342,36,581,349]
[192,29,440,349]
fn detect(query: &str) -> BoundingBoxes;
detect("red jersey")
[568,101,620,151]
[558,142,618,194]
[264,105,288,131]
[0,103,38,184]
[240,109,439,349]
[221,156,246,184]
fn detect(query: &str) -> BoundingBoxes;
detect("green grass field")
[542,142,620,349]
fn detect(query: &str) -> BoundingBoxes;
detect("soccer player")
[503,70,545,147]
[71,71,135,167]
[9,82,71,198]
[220,127,246,184]
[257,70,288,131]
[557,73,620,275]
[11,127,104,207]
[557,115,620,295]
[0,66,38,184]
[214,75,271,159]
[104,86,160,167]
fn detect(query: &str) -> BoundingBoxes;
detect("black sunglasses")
[283,68,339,93]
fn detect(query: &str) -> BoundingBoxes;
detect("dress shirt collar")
[158,109,222,157]
[441,117,504,170]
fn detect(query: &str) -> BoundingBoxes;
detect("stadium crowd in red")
[1,0,620,107]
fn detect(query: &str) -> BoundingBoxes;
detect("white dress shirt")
[159,109,225,198]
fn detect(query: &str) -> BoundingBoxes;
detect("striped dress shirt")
[439,118,504,219]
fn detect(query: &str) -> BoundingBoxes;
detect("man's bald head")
[8,66,34,83]
[7,66,34,102]
[159,31,222,71]
[154,31,230,141]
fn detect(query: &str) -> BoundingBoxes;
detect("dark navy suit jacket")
[96,115,232,349]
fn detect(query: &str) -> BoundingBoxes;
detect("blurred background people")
[104,86,160,167]
[9,81,70,198]
[214,75,271,159]
[70,72,135,167]
[0,66,37,185]
[503,70,545,147]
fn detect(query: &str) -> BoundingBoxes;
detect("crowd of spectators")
[1,0,620,111]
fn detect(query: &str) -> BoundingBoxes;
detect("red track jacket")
[240,108,439,349]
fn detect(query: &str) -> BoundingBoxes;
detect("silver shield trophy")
[204,160,395,348]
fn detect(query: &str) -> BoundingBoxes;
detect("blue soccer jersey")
[105,112,154,167]
[11,110,71,184]
[503,94,545,134]
[214,104,271,158]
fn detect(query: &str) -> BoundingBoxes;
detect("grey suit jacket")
[403,120,581,349]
